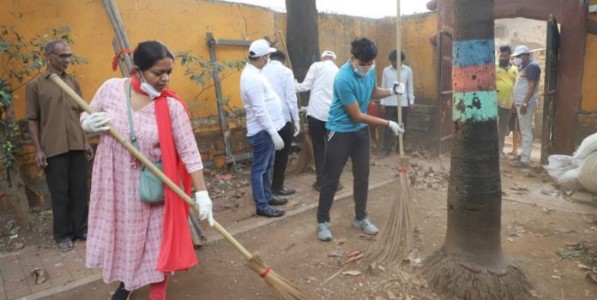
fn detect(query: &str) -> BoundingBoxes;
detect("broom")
[364,0,415,267]
[50,74,312,300]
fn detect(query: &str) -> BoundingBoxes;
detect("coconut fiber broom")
[50,74,312,300]
[364,0,415,267]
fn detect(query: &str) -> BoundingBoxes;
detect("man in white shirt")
[240,39,288,218]
[295,50,340,191]
[263,51,299,196]
[380,50,415,157]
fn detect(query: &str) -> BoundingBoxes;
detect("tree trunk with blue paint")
[422,0,532,298]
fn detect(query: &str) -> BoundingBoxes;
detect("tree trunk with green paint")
[422,0,531,298]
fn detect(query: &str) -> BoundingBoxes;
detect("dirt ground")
[40,146,597,300]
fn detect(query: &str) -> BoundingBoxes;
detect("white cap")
[321,50,336,60]
[248,39,276,58]
[511,45,530,57]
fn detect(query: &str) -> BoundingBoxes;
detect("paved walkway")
[0,154,404,300]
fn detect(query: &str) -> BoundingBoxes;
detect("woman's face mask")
[139,73,161,100]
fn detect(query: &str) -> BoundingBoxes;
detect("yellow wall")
[582,0,597,113]
[318,13,438,104]
[1,0,439,167]
[2,0,284,121]
[3,1,439,118]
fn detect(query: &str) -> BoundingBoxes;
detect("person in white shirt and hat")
[295,50,340,191]
[240,39,288,218]
[510,45,541,168]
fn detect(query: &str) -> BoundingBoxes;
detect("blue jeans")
[247,130,275,210]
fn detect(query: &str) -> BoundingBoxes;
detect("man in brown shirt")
[26,39,92,251]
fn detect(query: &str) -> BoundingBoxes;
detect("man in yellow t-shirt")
[496,45,518,156]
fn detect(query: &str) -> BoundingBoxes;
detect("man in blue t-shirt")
[511,45,541,167]
[316,37,406,241]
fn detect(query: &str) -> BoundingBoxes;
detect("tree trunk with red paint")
[422,0,532,298]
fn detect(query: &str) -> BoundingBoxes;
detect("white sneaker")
[352,217,378,235]
[317,222,333,241]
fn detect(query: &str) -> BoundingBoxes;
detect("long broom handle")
[396,0,405,159]
[49,74,253,260]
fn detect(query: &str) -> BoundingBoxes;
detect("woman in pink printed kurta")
[81,41,213,299]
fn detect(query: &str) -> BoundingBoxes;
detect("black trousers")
[307,116,327,186]
[382,106,409,152]
[45,150,89,241]
[272,122,294,191]
[317,127,370,223]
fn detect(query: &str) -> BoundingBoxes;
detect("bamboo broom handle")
[396,0,405,159]
[49,74,253,260]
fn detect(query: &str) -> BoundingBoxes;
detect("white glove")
[388,121,405,136]
[194,190,214,226]
[293,119,301,137]
[81,112,110,133]
[270,131,285,151]
[391,82,405,96]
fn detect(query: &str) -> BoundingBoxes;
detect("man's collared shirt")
[513,60,541,108]
[240,63,285,137]
[496,63,518,109]
[295,60,339,122]
[25,70,86,158]
[380,64,415,107]
[263,60,299,124]
[326,62,376,133]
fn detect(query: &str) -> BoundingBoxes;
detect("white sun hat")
[248,39,277,58]
[511,45,530,57]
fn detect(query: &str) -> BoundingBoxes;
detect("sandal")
[56,239,74,252]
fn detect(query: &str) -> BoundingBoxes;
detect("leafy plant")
[177,52,245,104]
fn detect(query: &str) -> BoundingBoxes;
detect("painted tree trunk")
[423,0,531,298]
[285,0,320,82]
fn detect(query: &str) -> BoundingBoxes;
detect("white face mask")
[139,73,161,99]
[512,58,522,66]
[353,65,368,77]
[352,58,375,77]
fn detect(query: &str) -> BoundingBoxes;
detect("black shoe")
[73,233,87,241]
[313,182,343,192]
[56,238,74,252]
[256,206,285,218]
[268,196,288,206]
[112,282,130,300]
[273,186,296,196]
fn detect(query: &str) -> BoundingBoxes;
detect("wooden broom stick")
[396,0,405,159]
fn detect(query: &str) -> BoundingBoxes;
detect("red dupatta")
[131,74,197,272]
